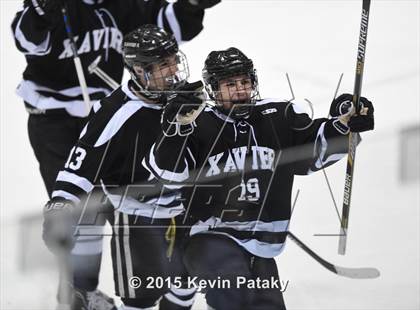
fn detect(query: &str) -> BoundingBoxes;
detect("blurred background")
[1,0,419,309]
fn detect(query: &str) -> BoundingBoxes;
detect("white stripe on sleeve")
[164,3,182,42]
[14,8,51,56]
[143,144,189,182]
[56,170,94,193]
[94,102,142,147]
[51,190,81,203]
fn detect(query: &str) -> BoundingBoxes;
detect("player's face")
[217,74,253,109]
[149,55,180,90]
[134,54,187,92]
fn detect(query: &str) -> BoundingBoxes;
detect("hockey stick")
[87,62,214,128]
[88,56,120,90]
[338,0,371,255]
[62,4,91,116]
[288,231,380,279]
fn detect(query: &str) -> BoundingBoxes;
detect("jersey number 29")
[238,178,260,202]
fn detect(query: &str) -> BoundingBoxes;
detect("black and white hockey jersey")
[144,99,351,258]
[52,80,183,218]
[11,0,205,117]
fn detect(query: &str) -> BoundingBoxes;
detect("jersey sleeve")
[51,105,123,203]
[51,136,113,204]
[130,0,204,41]
[287,103,352,175]
[11,6,53,57]
[143,133,198,187]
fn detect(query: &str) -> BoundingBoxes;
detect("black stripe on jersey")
[37,90,107,102]
[54,181,87,198]
[173,1,204,41]
[113,212,130,298]
[167,290,196,301]
[209,228,287,244]
[79,87,130,146]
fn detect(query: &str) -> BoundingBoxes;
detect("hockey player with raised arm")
[11,0,219,308]
[12,0,220,197]
[42,25,197,310]
[144,47,375,310]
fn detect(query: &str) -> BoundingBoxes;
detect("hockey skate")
[72,289,117,310]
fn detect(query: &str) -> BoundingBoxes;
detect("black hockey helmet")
[202,47,259,119]
[123,25,189,100]
[123,24,178,68]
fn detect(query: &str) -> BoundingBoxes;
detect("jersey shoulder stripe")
[81,81,163,147]
[255,98,286,106]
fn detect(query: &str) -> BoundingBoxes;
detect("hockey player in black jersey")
[12,0,220,196]
[11,0,219,308]
[144,47,375,310]
[42,25,198,310]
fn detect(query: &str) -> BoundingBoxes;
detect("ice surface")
[1,1,419,309]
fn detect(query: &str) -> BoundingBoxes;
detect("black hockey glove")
[24,0,63,23]
[43,198,77,254]
[162,81,205,137]
[330,93,374,133]
[187,0,221,9]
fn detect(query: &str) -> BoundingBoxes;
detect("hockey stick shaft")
[338,0,371,255]
[62,5,91,116]
[91,67,119,90]
[288,231,380,279]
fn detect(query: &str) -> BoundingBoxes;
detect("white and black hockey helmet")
[123,25,189,100]
[202,47,259,119]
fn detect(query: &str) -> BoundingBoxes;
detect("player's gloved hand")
[24,0,62,23]
[162,81,205,137]
[43,198,77,254]
[330,93,374,133]
[188,0,221,9]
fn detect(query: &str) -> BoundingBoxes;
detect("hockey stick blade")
[334,265,380,279]
[288,232,380,279]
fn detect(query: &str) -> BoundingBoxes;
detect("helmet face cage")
[123,25,189,101]
[204,69,260,119]
[127,50,190,99]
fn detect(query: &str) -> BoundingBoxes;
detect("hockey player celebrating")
[43,25,197,310]
[12,0,221,198]
[144,47,375,310]
[11,0,219,308]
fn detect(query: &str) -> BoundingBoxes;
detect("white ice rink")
[1,0,419,309]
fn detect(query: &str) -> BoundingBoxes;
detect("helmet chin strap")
[213,88,260,120]
[128,69,163,102]
[128,67,188,102]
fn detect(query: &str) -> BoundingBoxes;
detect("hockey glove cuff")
[162,81,205,137]
[43,197,77,254]
[24,0,62,23]
[330,93,374,133]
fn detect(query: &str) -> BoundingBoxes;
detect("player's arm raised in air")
[286,95,374,175]
[11,0,62,56]
[143,81,203,185]
[130,0,220,42]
